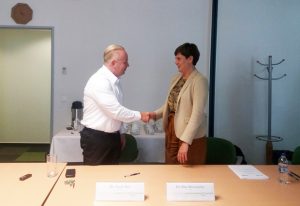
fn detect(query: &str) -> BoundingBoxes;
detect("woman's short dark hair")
[174,43,200,65]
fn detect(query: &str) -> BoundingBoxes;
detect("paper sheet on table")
[228,165,269,180]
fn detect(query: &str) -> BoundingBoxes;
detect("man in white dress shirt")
[80,44,149,165]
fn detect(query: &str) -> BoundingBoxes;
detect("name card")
[95,182,144,201]
[167,182,215,202]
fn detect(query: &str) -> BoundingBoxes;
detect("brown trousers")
[165,113,206,164]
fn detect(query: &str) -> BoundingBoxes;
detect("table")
[50,129,83,163]
[44,165,300,206]
[0,163,66,206]
[50,128,165,163]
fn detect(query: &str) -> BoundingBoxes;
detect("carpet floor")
[0,144,50,162]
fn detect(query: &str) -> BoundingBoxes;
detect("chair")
[206,137,237,164]
[234,144,247,164]
[292,146,300,165]
[119,134,139,163]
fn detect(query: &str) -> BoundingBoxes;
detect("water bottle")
[278,153,289,184]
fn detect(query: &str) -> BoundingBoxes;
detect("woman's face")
[175,53,193,74]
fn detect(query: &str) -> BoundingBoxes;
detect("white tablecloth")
[50,128,165,163]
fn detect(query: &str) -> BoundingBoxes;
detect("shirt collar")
[101,65,119,85]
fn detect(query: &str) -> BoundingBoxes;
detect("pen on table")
[289,171,300,179]
[124,172,140,178]
[288,172,299,181]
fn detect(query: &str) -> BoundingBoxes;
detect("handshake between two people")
[140,112,156,123]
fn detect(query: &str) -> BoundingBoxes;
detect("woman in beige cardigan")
[150,43,208,164]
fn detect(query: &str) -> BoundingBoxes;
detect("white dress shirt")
[81,65,141,133]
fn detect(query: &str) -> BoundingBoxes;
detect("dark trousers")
[80,127,121,165]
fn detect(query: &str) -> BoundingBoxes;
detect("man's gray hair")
[103,44,125,63]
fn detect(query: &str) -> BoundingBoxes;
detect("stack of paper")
[228,165,269,180]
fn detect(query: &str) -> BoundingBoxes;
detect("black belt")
[83,127,119,135]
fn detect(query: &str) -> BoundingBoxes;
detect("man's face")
[114,50,129,77]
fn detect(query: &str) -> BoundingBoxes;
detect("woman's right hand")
[149,112,156,121]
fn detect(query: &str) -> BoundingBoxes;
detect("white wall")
[0,0,212,136]
[215,0,300,163]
